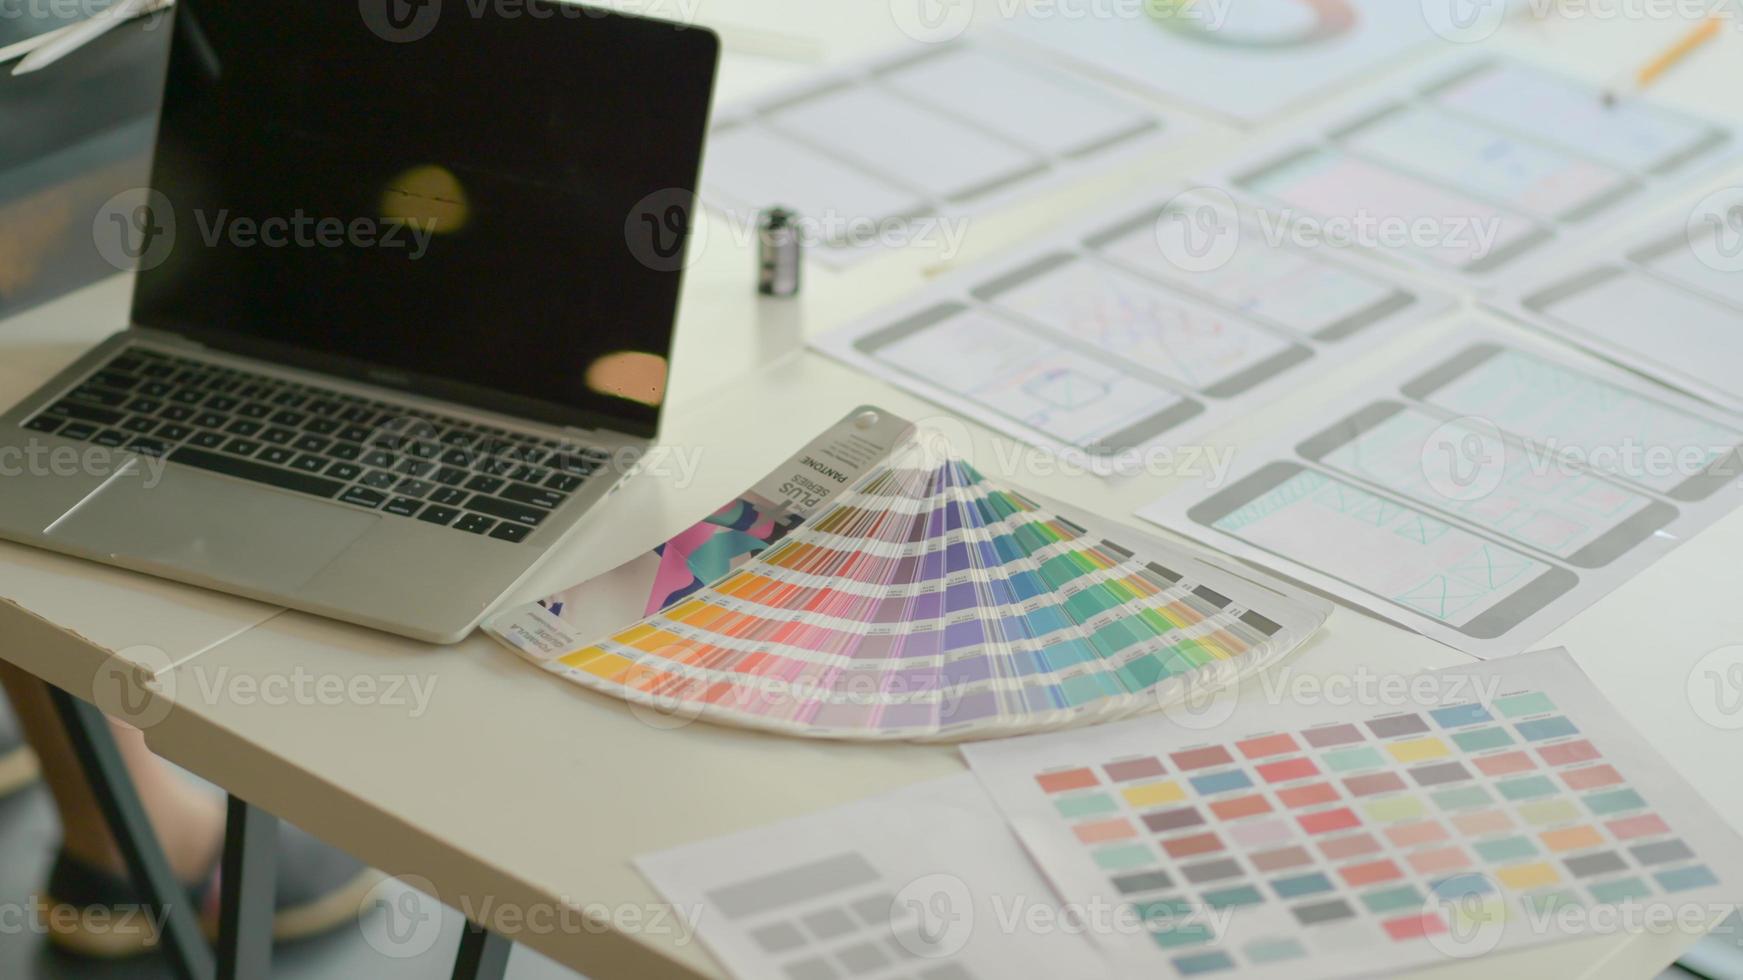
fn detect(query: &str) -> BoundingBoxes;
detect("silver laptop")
[0,0,719,643]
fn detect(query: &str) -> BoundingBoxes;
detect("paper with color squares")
[1138,323,1743,659]
[963,648,1743,980]
[510,430,1329,741]
[637,775,1110,980]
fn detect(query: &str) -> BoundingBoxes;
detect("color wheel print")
[1146,0,1357,47]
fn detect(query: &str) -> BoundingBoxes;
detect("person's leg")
[0,660,224,881]
[0,688,39,799]
[0,660,379,957]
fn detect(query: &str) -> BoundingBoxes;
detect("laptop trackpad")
[45,464,379,594]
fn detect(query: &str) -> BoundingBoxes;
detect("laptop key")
[224,439,264,456]
[71,385,129,408]
[395,479,436,498]
[61,422,99,441]
[551,454,600,476]
[488,522,531,543]
[271,410,306,427]
[93,430,128,447]
[384,497,421,517]
[361,470,397,490]
[430,487,467,506]
[500,482,564,510]
[206,395,240,412]
[464,495,547,526]
[23,415,63,434]
[126,438,171,457]
[160,405,195,422]
[226,419,262,436]
[169,447,345,499]
[432,466,468,486]
[418,505,459,526]
[51,401,124,426]
[545,473,583,493]
[260,427,297,445]
[454,514,495,534]
[238,402,273,419]
[361,449,395,469]
[439,449,474,467]
[293,435,330,453]
[121,417,158,434]
[464,474,504,495]
[91,370,140,391]
[157,424,194,442]
[258,447,296,466]
[339,486,387,509]
[126,397,163,413]
[303,418,341,436]
[194,412,229,429]
[395,459,434,477]
[325,462,363,481]
[190,431,227,449]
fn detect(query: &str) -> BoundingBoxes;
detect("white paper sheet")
[996,0,1433,125]
[1205,54,1739,285]
[1137,323,1743,659]
[812,186,1452,474]
[636,775,1110,980]
[963,649,1743,980]
[701,37,1186,268]
[1491,199,1743,415]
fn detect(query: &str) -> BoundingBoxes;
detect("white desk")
[3,4,1742,977]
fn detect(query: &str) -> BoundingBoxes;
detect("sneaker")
[0,706,39,799]
[41,822,381,958]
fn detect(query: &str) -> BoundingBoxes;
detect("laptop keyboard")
[21,347,612,543]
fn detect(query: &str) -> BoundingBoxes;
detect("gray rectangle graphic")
[708,853,882,919]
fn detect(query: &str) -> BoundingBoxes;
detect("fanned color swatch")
[544,437,1328,741]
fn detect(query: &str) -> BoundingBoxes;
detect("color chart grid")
[1001,687,1725,977]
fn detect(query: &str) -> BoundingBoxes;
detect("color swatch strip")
[551,439,1326,740]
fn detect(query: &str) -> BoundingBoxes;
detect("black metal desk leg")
[451,920,513,980]
[216,795,278,979]
[47,685,216,980]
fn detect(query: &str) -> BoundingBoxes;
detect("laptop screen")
[131,0,718,437]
